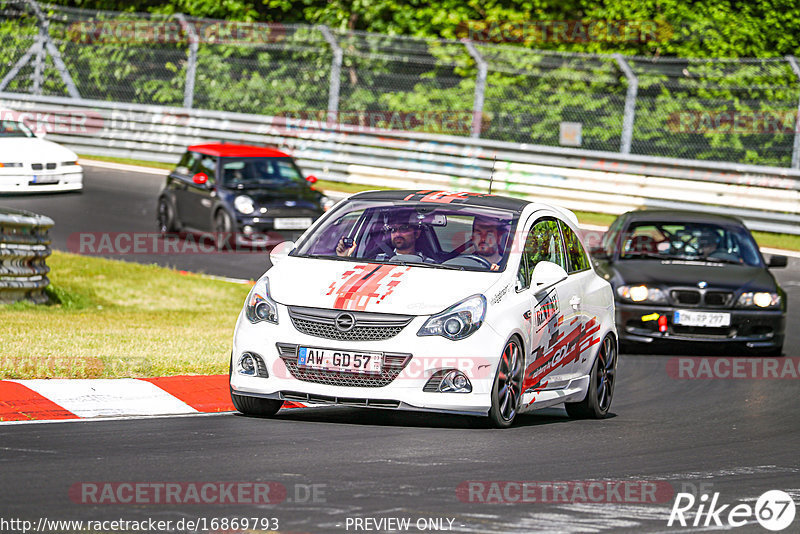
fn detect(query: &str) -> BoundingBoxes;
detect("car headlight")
[234,195,255,215]
[245,277,278,324]
[417,294,486,340]
[320,195,335,211]
[61,161,79,166]
[617,285,667,304]
[0,162,23,168]
[737,292,780,309]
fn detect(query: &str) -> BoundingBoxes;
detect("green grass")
[78,154,800,252]
[0,251,248,379]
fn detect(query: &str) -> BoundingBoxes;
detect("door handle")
[569,295,581,309]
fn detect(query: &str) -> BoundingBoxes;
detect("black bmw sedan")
[157,143,334,248]
[592,210,787,355]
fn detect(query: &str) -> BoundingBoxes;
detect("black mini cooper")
[591,210,787,355]
[157,143,334,248]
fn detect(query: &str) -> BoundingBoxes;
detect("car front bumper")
[0,169,83,193]
[229,304,507,416]
[616,302,785,349]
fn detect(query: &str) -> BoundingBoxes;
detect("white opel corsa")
[0,116,83,193]
[230,190,617,427]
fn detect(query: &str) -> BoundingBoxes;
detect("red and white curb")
[0,375,303,424]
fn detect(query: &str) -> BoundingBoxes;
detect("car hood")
[0,137,77,163]
[609,259,776,291]
[268,256,501,315]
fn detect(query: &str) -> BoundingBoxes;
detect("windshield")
[221,157,306,189]
[0,120,34,138]
[619,221,762,267]
[292,199,520,272]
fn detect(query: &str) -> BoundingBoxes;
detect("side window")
[196,155,217,186]
[603,216,624,256]
[519,218,567,288]
[175,151,199,175]
[560,221,591,273]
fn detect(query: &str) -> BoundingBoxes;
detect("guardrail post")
[787,56,800,169]
[0,208,54,304]
[175,13,198,109]
[615,54,638,155]
[463,40,487,139]
[319,26,342,125]
[25,0,81,99]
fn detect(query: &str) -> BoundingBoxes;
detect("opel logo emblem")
[698,281,708,289]
[335,312,355,332]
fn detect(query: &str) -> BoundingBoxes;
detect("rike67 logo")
[668,490,796,531]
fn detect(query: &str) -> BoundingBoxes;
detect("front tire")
[214,210,235,251]
[566,334,617,419]
[229,355,283,416]
[157,197,179,233]
[488,338,523,428]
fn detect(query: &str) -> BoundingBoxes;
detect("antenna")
[488,154,497,194]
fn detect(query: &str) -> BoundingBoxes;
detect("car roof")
[188,143,290,158]
[620,209,746,227]
[349,189,531,212]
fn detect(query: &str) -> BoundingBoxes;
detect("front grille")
[672,290,701,305]
[287,306,413,341]
[670,289,734,307]
[704,291,733,307]
[31,163,43,170]
[276,343,411,387]
[671,325,735,338]
[280,391,400,408]
[46,163,56,170]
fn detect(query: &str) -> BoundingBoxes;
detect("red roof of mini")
[188,143,290,158]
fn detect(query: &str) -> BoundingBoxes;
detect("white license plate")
[274,217,312,230]
[297,347,382,374]
[673,310,731,327]
[32,175,58,184]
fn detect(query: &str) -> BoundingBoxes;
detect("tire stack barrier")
[0,207,54,304]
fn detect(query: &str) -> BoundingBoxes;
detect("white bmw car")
[230,190,617,427]
[0,116,83,193]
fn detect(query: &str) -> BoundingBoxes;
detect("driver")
[336,211,434,263]
[466,216,505,271]
[697,229,720,258]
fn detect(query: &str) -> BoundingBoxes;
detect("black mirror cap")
[768,254,788,268]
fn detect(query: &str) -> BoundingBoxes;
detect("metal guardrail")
[0,207,53,304]
[2,92,799,235]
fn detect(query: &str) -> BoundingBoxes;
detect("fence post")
[463,40,487,139]
[175,13,198,109]
[615,54,638,155]
[25,0,81,99]
[319,26,342,125]
[787,56,800,169]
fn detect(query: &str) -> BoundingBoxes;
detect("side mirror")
[270,240,295,266]
[532,261,568,298]
[768,254,788,268]
[306,175,318,184]
[192,172,208,186]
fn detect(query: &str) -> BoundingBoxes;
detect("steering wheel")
[458,254,493,268]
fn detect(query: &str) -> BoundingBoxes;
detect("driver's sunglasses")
[385,224,413,233]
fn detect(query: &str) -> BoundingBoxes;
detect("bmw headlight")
[320,195,335,211]
[417,294,486,340]
[234,195,255,215]
[245,277,278,324]
[617,285,667,304]
[737,292,780,309]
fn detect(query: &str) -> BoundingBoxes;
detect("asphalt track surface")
[1,164,799,533]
